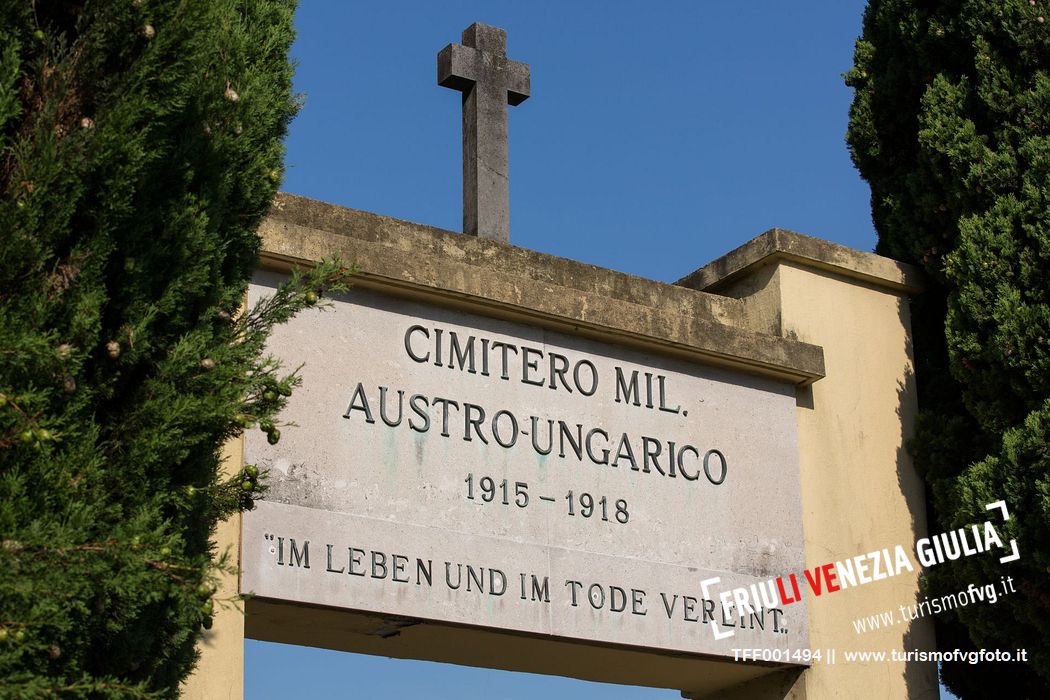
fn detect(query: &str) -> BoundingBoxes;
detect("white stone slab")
[242,272,809,657]
[242,501,805,656]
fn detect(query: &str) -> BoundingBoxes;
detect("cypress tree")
[846,0,1049,693]
[0,1,350,696]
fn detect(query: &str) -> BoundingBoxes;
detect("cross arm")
[437,43,530,105]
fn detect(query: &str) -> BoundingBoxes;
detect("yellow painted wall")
[180,436,244,700]
[778,262,937,699]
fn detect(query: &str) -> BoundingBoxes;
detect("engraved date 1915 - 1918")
[464,472,629,524]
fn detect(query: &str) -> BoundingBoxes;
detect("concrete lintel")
[261,194,826,385]
[675,228,925,296]
[245,598,793,697]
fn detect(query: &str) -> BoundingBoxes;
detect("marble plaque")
[242,271,809,658]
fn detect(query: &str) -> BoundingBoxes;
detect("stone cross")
[438,22,530,243]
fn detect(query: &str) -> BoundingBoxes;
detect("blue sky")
[275,1,877,280]
[246,2,953,698]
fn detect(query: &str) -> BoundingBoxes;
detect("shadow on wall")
[894,295,939,699]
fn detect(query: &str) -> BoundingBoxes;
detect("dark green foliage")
[846,0,1050,694]
[0,1,351,697]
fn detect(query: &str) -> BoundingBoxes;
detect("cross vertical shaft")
[438,23,530,243]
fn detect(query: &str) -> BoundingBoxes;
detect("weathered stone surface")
[675,228,925,294]
[438,22,530,242]
[241,279,809,660]
[262,193,827,385]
